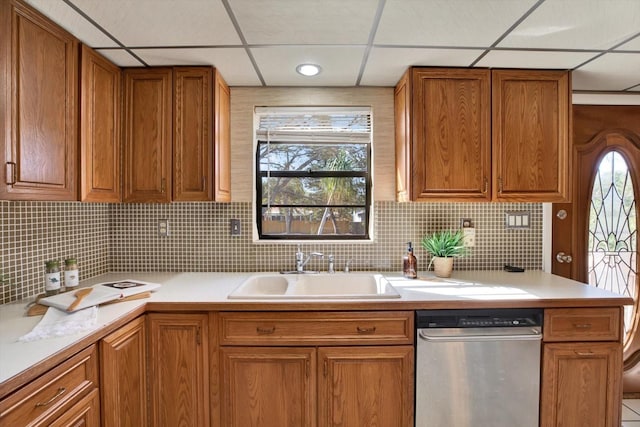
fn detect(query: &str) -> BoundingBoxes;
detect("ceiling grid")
[22,0,640,93]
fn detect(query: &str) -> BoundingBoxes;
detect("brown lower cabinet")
[147,312,210,427]
[540,307,624,427]
[218,311,415,427]
[100,315,147,426]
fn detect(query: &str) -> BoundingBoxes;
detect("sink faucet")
[327,255,335,274]
[295,245,323,273]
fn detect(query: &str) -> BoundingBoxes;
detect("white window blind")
[255,106,372,143]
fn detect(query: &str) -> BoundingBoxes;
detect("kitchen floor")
[623,399,640,426]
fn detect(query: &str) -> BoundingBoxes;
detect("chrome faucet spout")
[295,246,324,273]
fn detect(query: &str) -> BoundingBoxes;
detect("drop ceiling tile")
[500,0,640,50]
[70,0,241,46]
[230,0,377,44]
[24,0,117,47]
[96,49,144,67]
[375,0,537,47]
[251,46,365,86]
[572,53,640,91]
[616,36,640,51]
[361,47,482,86]
[132,48,261,86]
[476,49,595,69]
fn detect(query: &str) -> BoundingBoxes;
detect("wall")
[0,87,544,304]
[0,201,110,303]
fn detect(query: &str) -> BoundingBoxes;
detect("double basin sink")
[228,273,401,299]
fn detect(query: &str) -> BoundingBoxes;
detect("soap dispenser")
[403,242,418,279]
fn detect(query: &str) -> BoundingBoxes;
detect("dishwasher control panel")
[416,308,543,329]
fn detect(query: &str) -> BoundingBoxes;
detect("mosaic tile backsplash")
[1,200,542,304]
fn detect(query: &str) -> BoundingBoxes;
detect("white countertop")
[0,270,631,393]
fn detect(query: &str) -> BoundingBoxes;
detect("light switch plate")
[230,219,241,236]
[505,211,530,229]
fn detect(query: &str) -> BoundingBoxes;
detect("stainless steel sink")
[227,273,401,299]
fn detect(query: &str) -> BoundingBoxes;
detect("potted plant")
[421,229,466,278]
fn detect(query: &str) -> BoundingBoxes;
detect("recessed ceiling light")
[296,64,321,77]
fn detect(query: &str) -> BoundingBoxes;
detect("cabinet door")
[100,316,147,427]
[173,67,212,201]
[0,0,77,200]
[408,68,491,201]
[213,70,231,202]
[220,347,316,427]
[123,68,172,203]
[492,69,570,202]
[318,346,414,427]
[540,342,622,427]
[80,45,121,202]
[148,313,209,427]
[49,388,100,427]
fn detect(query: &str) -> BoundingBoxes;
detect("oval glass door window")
[588,150,638,341]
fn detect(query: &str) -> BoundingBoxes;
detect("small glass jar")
[64,258,79,291]
[44,260,61,296]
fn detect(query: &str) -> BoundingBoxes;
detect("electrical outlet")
[463,227,476,247]
[158,219,170,237]
[230,219,241,236]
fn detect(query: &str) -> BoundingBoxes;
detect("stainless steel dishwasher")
[415,308,543,427]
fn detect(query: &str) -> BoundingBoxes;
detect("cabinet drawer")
[219,311,414,346]
[544,308,621,342]
[0,345,98,426]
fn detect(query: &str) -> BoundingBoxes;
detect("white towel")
[18,306,98,342]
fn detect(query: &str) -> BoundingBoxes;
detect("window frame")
[254,107,373,242]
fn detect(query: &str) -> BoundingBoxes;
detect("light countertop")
[0,270,632,396]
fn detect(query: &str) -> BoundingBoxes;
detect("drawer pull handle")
[256,326,275,335]
[356,326,376,334]
[575,351,595,357]
[573,323,592,330]
[35,387,66,407]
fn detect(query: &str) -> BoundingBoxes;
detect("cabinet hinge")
[5,162,16,185]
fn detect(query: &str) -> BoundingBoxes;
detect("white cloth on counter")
[18,306,98,342]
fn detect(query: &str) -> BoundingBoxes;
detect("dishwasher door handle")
[418,329,542,342]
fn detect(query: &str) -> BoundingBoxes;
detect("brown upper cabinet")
[0,0,78,201]
[395,67,571,202]
[80,45,121,202]
[492,69,570,202]
[123,66,231,203]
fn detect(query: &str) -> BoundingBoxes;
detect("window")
[255,107,372,240]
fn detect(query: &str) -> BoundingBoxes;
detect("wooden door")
[397,68,491,201]
[553,105,640,392]
[540,342,622,427]
[100,316,147,427]
[492,69,570,202]
[0,0,78,200]
[317,346,414,427]
[80,45,121,202]
[213,70,231,202]
[148,313,209,427]
[49,388,100,427]
[173,67,212,201]
[220,347,316,427]
[123,68,172,203]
